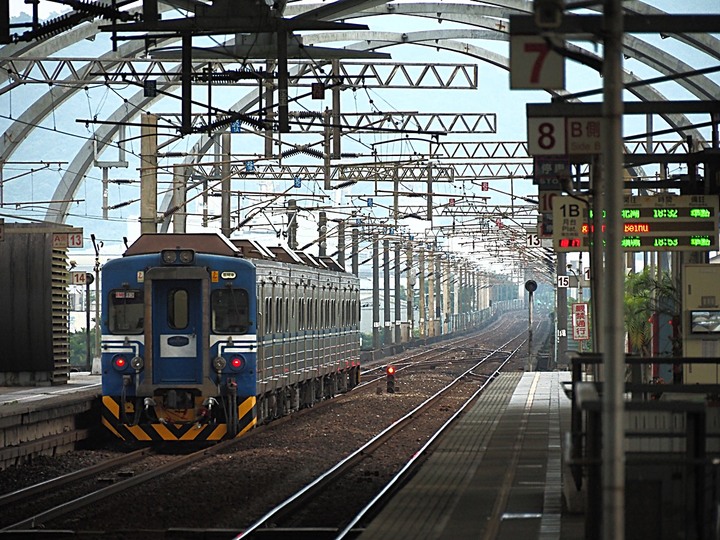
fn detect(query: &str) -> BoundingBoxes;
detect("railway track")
[235,327,533,539]
[0,441,245,532]
[0,310,550,538]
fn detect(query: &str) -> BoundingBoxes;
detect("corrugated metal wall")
[0,224,70,385]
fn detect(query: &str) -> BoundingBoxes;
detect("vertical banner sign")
[572,302,589,341]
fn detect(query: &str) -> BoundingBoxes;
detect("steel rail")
[0,447,151,508]
[1,439,239,531]
[233,328,529,539]
[334,337,528,539]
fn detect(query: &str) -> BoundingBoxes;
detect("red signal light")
[386,366,396,393]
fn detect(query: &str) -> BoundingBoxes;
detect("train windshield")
[211,288,250,334]
[108,289,144,335]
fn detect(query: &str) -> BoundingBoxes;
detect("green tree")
[624,268,679,356]
[68,329,96,369]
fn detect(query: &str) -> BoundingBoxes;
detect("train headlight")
[112,355,128,371]
[130,356,144,370]
[161,250,177,264]
[212,356,227,371]
[161,249,195,265]
[179,250,194,264]
[230,355,245,371]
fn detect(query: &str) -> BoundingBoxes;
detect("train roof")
[124,233,239,256]
[294,251,326,268]
[267,245,305,265]
[124,234,349,273]
[231,239,275,260]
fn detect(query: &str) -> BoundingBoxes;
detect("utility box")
[682,264,720,383]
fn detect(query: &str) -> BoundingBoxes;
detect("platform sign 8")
[527,117,566,155]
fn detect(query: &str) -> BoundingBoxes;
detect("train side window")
[299,298,304,330]
[276,298,282,333]
[265,298,271,334]
[108,289,144,334]
[285,298,290,331]
[211,288,250,334]
[168,289,189,329]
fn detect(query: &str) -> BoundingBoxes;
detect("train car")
[100,233,361,442]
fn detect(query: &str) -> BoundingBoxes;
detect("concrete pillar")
[383,238,391,345]
[172,164,187,233]
[406,242,414,340]
[287,200,298,249]
[140,113,158,234]
[394,241,402,344]
[351,227,359,277]
[221,132,232,238]
[427,251,435,337]
[418,248,426,337]
[454,262,461,331]
[318,211,327,257]
[372,233,380,350]
[443,258,451,334]
[337,220,345,269]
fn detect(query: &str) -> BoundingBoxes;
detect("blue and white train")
[100,233,361,442]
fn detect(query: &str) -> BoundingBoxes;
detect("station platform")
[0,371,101,408]
[358,371,584,540]
[0,372,102,469]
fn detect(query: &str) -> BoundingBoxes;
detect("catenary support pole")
[221,133,231,238]
[140,113,157,234]
[383,239,391,346]
[602,1,625,538]
[394,242,402,344]
[372,233,380,350]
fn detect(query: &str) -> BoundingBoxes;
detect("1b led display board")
[551,194,718,252]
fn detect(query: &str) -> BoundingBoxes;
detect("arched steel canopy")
[0,1,717,225]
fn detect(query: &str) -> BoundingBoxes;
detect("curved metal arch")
[139,30,704,228]
[306,29,704,138]
[0,1,193,77]
[305,2,720,100]
[0,37,177,164]
[5,2,713,223]
[12,1,716,178]
[44,71,181,222]
[157,30,700,231]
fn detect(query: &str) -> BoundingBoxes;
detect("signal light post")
[386,366,396,393]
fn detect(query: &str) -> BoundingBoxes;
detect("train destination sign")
[552,194,719,252]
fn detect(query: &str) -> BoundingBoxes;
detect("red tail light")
[113,356,127,369]
[230,356,245,370]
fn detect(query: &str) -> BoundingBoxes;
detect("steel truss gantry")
[0,1,717,226]
[149,111,497,134]
[1,58,478,94]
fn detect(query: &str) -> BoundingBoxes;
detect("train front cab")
[101,245,258,442]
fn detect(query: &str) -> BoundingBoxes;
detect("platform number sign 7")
[510,35,565,90]
[524,42,551,84]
